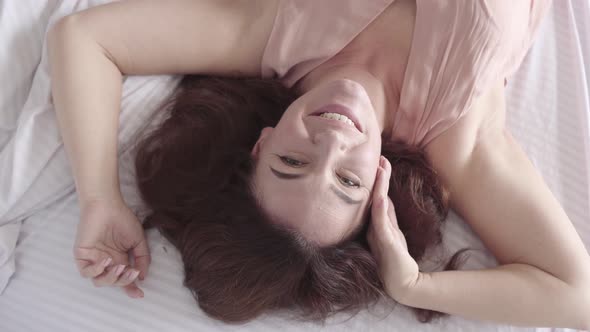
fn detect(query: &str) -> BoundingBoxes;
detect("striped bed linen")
[0,1,588,331]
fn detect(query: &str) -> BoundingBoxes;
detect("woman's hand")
[73,197,151,299]
[367,156,421,304]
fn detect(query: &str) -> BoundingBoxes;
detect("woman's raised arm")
[46,0,278,296]
[411,83,590,329]
[47,0,277,202]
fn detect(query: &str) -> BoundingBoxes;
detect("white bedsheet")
[0,0,588,331]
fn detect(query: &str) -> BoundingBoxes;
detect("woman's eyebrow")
[269,167,361,205]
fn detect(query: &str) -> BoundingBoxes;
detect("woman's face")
[252,79,383,245]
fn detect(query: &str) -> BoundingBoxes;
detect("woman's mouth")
[311,104,363,133]
[318,112,356,127]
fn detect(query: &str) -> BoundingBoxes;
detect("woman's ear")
[251,127,274,157]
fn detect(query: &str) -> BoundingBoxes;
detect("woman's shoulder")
[422,80,507,176]
[392,0,551,148]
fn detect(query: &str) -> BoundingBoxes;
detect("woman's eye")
[338,175,360,188]
[280,156,306,167]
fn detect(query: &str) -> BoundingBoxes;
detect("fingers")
[92,264,126,287]
[372,156,392,203]
[88,263,144,300]
[74,247,113,278]
[92,264,140,288]
[371,193,389,230]
[115,268,144,299]
[366,224,380,257]
[386,197,399,228]
[123,283,145,299]
[114,268,141,287]
[119,239,150,299]
[371,156,393,230]
[78,256,112,278]
[132,239,151,281]
[74,247,102,262]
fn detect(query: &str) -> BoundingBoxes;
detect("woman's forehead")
[253,167,367,245]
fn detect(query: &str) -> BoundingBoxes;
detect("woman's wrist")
[79,187,125,211]
[385,271,426,306]
[75,171,123,204]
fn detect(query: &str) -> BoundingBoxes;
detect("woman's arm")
[417,83,590,329]
[47,0,278,203]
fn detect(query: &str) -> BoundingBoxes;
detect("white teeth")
[319,112,355,127]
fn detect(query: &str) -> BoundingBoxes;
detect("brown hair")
[135,75,464,324]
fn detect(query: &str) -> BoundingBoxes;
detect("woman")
[46,0,590,328]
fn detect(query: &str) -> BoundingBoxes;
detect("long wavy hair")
[135,75,465,324]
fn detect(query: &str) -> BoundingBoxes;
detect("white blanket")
[0,0,588,331]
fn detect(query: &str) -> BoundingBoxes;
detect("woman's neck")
[295,53,396,136]
[295,0,415,139]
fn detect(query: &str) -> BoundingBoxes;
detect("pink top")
[261,0,551,147]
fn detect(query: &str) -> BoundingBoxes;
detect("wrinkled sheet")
[0,1,588,331]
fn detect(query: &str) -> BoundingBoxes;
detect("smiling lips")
[311,104,363,133]
[319,112,356,127]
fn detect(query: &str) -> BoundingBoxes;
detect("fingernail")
[103,257,112,267]
[129,270,140,280]
[115,265,126,276]
[135,289,144,298]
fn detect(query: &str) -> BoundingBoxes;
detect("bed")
[0,0,589,331]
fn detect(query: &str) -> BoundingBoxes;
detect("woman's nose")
[312,130,348,151]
